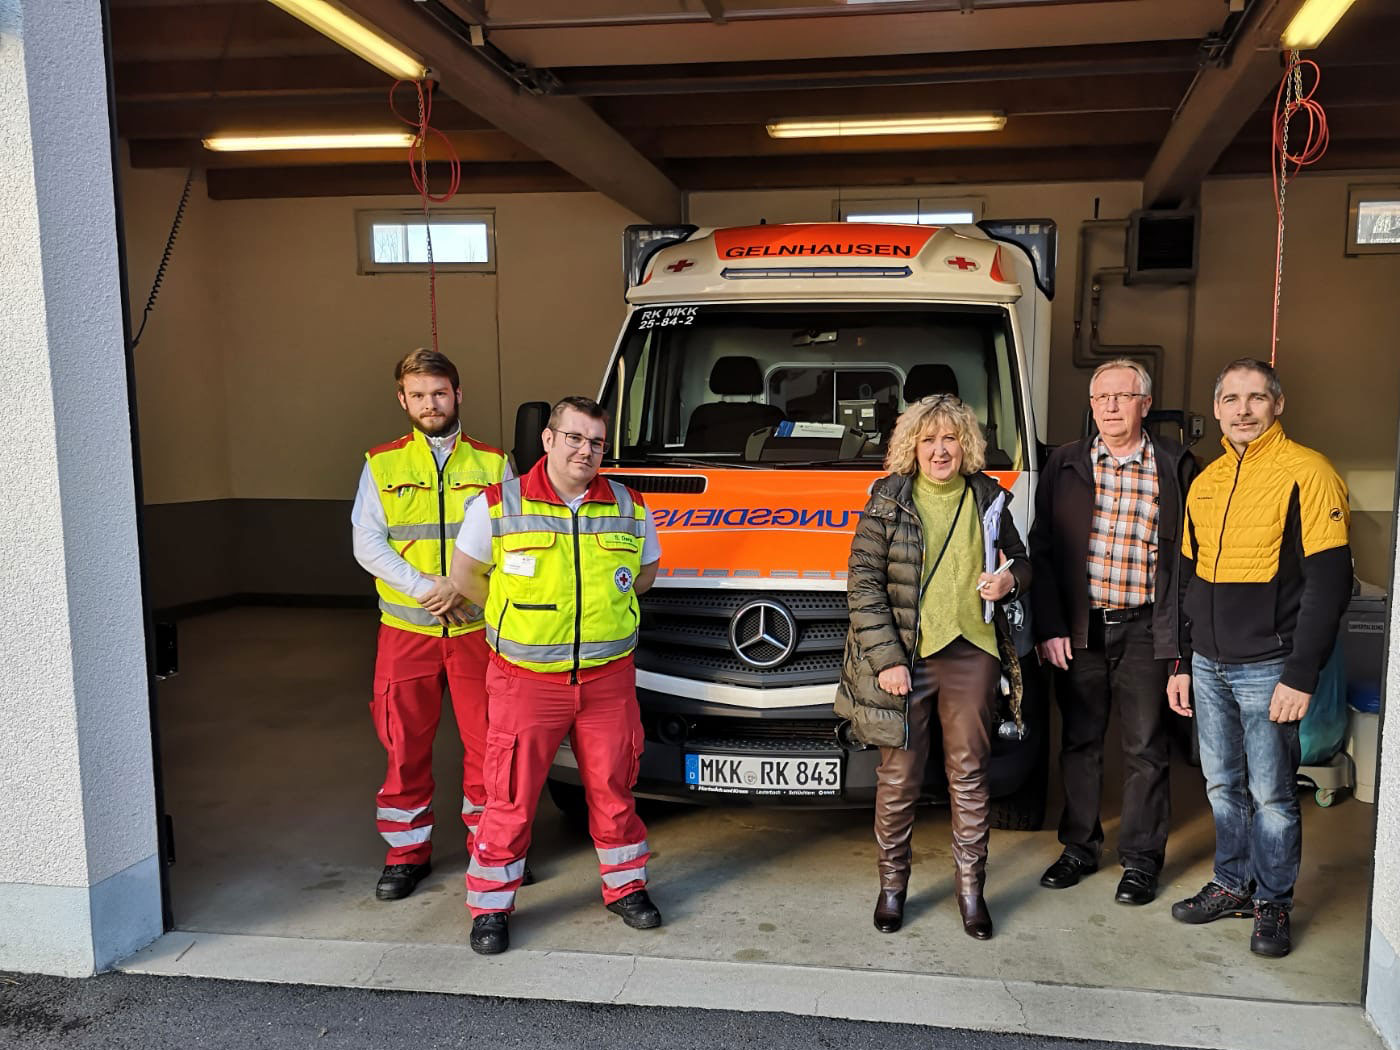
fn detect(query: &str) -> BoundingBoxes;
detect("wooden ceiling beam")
[642,110,1172,159]
[110,3,339,61]
[666,144,1157,191]
[594,72,1193,128]
[482,1,1225,68]
[115,97,492,138]
[558,40,1200,96]
[333,0,681,222]
[1142,0,1315,208]
[113,55,389,100]
[1213,137,1400,176]
[206,162,584,200]
[127,130,543,169]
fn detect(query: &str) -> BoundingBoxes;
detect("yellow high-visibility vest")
[366,430,507,636]
[484,463,646,674]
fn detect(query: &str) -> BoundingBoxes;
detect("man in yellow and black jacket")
[1166,358,1351,960]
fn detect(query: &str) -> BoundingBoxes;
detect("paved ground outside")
[0,971,1200,1050]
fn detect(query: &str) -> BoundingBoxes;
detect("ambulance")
[538,220,1056,829]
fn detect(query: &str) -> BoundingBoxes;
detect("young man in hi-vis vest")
[351,349,511,901]
[450,396,663,955]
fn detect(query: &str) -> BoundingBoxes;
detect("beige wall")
[122,164,233,504]
[123,166,1400,579]
[121,164,640,503]
[1191,174,1400,585]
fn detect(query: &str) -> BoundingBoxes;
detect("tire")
[546,779,590,827]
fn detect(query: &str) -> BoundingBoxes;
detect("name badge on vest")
[503,552,537,577]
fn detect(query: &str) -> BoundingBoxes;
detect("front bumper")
[549,685,1043,808]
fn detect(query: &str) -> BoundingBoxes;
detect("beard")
[412,406,458,437]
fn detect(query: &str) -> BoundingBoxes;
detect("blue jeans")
[1192,654,1302,905]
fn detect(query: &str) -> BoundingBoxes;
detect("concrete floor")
[156,608,1375,1007]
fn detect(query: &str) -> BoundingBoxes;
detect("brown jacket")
[834,470,1032,749]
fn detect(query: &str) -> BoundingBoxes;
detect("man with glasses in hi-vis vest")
[352,349,513,902]
[450,395,663,955]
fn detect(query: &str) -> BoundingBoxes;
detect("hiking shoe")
[1170,881,1254,924]
[1251,902,1292,958]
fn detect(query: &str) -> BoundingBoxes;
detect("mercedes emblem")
[728,599,799,669]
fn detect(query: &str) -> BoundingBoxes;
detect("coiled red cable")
[390,79,461,354]
[1270,53,1329,365]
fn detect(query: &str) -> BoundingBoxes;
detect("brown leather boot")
[958,892,993,940]
[873,881,907,933]
[871,679,933,934]
[931,641,998,941]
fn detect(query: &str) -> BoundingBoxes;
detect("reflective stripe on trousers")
[596,840,650,894]
[465,852,528,914]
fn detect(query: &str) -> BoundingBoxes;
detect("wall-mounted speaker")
[1126,208,1199,284]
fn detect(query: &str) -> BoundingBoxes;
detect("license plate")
[684,753,842,796]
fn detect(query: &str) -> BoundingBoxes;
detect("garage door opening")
[105,0,1398,1041]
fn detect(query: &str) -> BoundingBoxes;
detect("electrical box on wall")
[1125,208,1199,284]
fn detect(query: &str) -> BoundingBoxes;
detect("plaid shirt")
[1087,434,1159,609]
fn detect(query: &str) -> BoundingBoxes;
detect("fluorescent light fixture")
[1281,0,1359,48]
[766,113,1007,139]
[203,132,416,152]
[266,0,428,80]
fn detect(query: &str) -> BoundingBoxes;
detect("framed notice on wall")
[1346,184,1400,256]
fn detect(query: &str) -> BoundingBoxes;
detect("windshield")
[601,303,1024,469]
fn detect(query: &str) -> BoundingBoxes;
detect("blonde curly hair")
[884,394,986,476]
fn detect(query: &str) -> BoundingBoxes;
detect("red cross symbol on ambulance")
[665,259,695,273]
[945,256,978,271]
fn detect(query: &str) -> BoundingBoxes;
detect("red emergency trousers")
[466,653,649,916]
[370,624,490,866]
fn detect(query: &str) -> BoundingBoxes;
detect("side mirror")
[513,401,550,474]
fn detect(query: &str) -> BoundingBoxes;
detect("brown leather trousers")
[874,637,1000,897]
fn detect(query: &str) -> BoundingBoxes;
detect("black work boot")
[375,862,431,901]
[470,913,510,955]
[1250,902,1292,958]
[605,889,663,929]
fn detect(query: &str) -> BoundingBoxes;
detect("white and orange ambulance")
[537,220,1056,829]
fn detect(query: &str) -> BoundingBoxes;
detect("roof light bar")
[766,113,1006,139]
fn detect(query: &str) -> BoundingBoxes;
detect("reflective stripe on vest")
[366,431,506,637]
[484,473,645,674]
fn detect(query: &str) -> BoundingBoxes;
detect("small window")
[837,197,982,225]
[1347,185,1400,255]
[356,209,496,273]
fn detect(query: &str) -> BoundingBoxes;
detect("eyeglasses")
[550,428,608,454]
[1089,393,1146,407]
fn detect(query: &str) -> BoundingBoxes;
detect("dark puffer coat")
[834,470,1032,749]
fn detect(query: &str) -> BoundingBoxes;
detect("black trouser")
[1054,611,1171,875]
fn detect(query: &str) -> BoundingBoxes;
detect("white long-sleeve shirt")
[351,427,513,600]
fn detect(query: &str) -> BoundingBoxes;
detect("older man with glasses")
[449,396,663,954]
[1029,359,1198,907]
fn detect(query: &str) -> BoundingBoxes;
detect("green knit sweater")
[912,473,998,659]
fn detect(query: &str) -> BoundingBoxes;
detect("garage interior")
[110,0,1397,1030]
